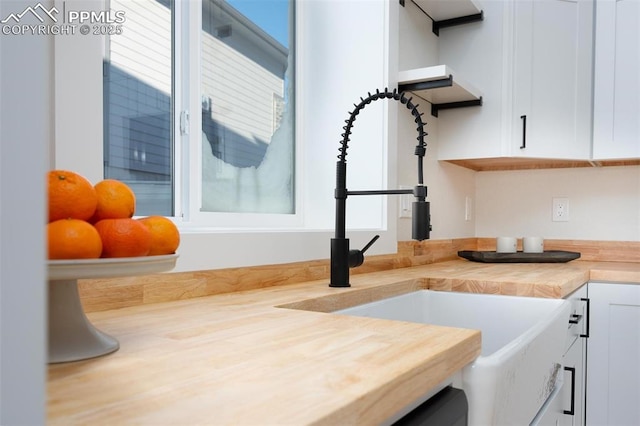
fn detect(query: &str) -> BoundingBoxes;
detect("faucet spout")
[330,88,431,288]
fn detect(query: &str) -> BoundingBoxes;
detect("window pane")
[201,0,294,214]
[103,0,174,216]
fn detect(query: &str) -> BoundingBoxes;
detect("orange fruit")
[47,219,102,260]
[90,179,136,223]
[138,216,180,255]
[48,170,98,222]
[94,218,152,258]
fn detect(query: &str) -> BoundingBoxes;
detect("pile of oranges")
[47,170,180,260]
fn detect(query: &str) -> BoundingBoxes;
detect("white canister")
[523,237,544,253]
[496,237,517,253]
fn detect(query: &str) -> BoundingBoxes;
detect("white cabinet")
[586,282,640,426]
[562,337,586,426]
[561,284,588,426]
[592,0,640,160]
[436,0,507,161]
[534,284,588,426]
[512,0,594,160]
[437,0,594,162]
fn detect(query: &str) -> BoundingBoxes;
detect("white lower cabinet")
[586,282,640,426]
[562,334,586,426]
[534,284,588,426]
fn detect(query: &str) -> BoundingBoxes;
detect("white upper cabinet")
[435,0,508,161]
[437,0,594,163]
[592,0,640,160]
[512,0,594,160]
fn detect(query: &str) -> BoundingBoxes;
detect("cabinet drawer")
[564,285,588,352]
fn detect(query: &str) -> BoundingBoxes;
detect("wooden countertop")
[48,260,640,424]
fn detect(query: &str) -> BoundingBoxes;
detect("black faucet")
[330,88,431,288]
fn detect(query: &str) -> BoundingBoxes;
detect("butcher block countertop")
[48,259,640,425]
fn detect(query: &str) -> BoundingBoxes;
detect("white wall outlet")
[552,197,569,222]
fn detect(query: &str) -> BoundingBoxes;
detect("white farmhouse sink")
[336,290,571,425]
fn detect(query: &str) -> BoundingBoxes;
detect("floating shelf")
[410,0,484,35]
[398,65,483,117]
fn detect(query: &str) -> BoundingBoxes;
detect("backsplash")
[79,238,639,313]
[476,238,640,263]
[475,166,640,241]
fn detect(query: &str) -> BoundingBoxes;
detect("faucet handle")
[361,234,380,253]
[348,235,380,268]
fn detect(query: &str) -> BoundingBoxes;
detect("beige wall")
[396,160,640,242]
[395,94,639,243]
[475,166,640,241]
[397,115,477,241]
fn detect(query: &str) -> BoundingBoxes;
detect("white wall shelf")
[398,65,483,117]
[408,0,484,35]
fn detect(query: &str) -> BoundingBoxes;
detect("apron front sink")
[336,290,571,425]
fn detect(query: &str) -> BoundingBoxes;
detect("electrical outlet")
[552,197,569,222]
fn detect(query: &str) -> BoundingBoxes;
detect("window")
[60,0,392,271]
[103,0,294,218]
[201,0,294,214]
[103,0,174,216]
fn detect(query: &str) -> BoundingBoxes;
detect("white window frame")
[181,0,304,230]
[53,0,400,272]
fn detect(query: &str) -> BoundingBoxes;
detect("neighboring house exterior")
[103,0,288,214]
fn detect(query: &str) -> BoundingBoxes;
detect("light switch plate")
[465,196,472,221]
[399,186,412,218]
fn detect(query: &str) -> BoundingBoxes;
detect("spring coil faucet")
[330,88,431,288]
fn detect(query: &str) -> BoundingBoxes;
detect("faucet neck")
[330,238,350,287]
[334,161,347,240]
[330,88,430,288]
[338,88,428,182]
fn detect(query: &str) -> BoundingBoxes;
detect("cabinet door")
[436,0,507,161]
[512,0,593,159]
[562,284,588,426]
[532,338,586,426]
[586,282,640,425]
[592,0,640,160]
[437,0,594,163]
[562,338,586,426]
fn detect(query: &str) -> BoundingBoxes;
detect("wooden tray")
[458,250,581,263]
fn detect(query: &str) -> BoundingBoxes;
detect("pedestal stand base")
[47,254,178,363]
[48,279,119,363]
